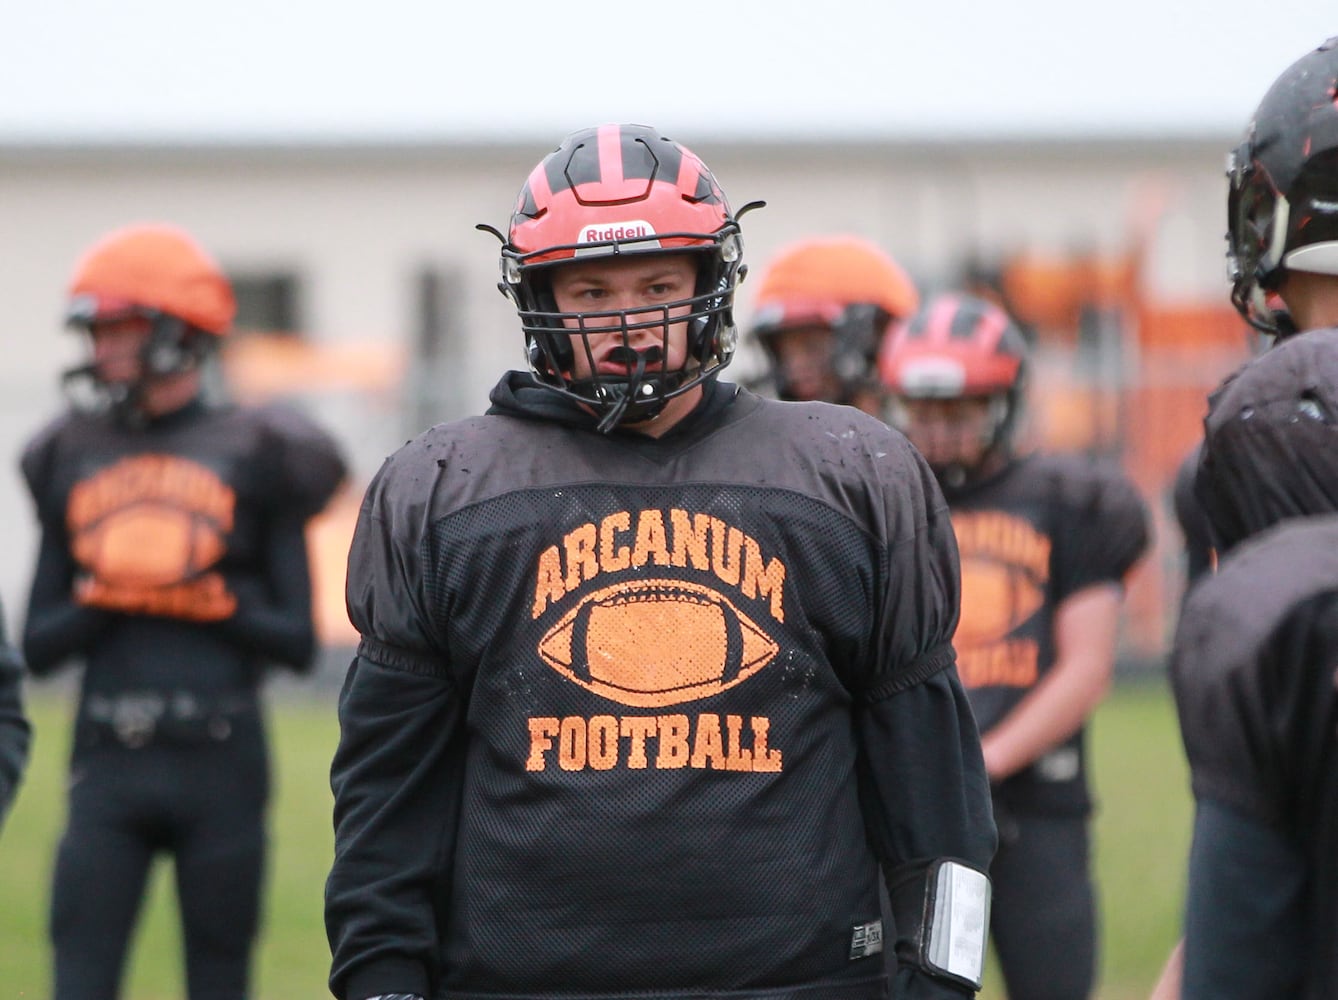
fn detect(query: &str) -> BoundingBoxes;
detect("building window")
[228,272,303,335]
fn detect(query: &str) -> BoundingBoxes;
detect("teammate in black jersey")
[20,223,345,999]
[325,124,997,1000]
[1150,36,1338,1000]
[1164,332,1338,1000]
[879,292,1150,1000]
[1169,38,1338,599]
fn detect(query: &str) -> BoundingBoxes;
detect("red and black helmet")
[1227,37,1338,339]
[878,292,1030,479]
[489,124,754,429]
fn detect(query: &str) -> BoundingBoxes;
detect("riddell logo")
[578,220,655,243]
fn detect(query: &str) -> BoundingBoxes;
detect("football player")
[748,235,919,413]
[20,223,346,999]
[0,596,31,831]
[326,124,996,1000]
[1169,36,1338,594]
[1152,35,1338,1000]
[879,292,1150,1000]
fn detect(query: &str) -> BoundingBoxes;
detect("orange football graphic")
[73,502,227,588]
[956,556,1045,647]
[538,579,779,707]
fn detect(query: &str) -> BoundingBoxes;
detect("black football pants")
[986,809,1096,1000]
[49,720,270,1000]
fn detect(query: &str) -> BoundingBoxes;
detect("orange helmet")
[63,224,235,418]
[67,223,236,336]
[749,236,919,402]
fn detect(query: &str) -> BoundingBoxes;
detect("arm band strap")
[888,857,992,992]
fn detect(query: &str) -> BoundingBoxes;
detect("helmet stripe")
[676,146,704,199]
[969,301,1009,349]
[924,294,962,342]
[598,124,626,188]
[524,162,554,216]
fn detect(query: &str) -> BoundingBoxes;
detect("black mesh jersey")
[20,400,345,698]
[944,452,1150,815]
[1172,441,1215,588]
[328,376,995,1000]
[1171,516,1338,997]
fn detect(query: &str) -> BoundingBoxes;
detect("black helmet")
[1227,37,1338,339]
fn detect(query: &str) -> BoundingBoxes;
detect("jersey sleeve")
[1173,589,1333,827]
[255,403,348,519]
[19,415,69,528]
[1050,456,1151,599]
[856,431,997,996]
[17,417,116,673]
[213,511,316,670]
[328,437,464,998]
[1172,442,1215,585]
[864,433,963,696]
[343,438,451,665]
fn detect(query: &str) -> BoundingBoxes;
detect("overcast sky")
[2,1,1334,144]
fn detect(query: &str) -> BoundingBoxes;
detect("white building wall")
[0,135,1234,638]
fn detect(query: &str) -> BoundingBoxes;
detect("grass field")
[0,677,1191,999]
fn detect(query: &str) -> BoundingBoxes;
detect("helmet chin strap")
[592,346,670,434]
[933,461,971,494]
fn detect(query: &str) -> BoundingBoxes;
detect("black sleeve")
[1172,442,1215,586]
[326,645,464,1000]
[1181,797,1305,999]
[326,447,462,1000]
[0,607,31,828]
[21,518,114,675]
[864,438,963,693]
[860,669,996,999]
[259,403,348,519]
[1052,457,1151,600]
[1174,593,1323,828]
[857,440,996,997]
[211,512,317,671]
[19,418,115,674]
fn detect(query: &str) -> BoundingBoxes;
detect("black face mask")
[61,315,212,424]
